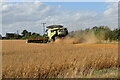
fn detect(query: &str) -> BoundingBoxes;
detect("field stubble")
[2,40,119,78]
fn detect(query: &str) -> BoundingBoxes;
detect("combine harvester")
[26,25,68,43]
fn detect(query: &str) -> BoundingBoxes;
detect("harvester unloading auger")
[26,25,68,43]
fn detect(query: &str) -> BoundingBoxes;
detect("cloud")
[2,2,53,24]
[103,3,118,29]
[1,2,118,35]
[104,3,118,16]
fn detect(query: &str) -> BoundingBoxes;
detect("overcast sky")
[1,2,118,36]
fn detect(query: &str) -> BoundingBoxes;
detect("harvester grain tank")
[27,25,68,43]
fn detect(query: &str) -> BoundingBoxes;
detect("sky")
[44,2,107,13]
[1,2,118,36]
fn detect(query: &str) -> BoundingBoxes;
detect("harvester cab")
[27,25,68,43]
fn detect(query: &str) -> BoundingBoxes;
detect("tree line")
[69,26,120,42]
[21,30,44,39]
[2,30,44,39]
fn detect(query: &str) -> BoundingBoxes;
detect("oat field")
[2,40,119,78]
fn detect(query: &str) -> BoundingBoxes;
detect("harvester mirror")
[45,29,48,32]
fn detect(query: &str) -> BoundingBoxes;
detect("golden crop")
[2,40,119,78]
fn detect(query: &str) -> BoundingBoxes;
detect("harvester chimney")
[41,23,46,35]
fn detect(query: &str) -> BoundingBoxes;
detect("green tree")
[21,30,28,37]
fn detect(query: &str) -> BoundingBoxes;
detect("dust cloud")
[54,31,104,44]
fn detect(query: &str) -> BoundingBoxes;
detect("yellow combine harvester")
[27,25,68,43]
